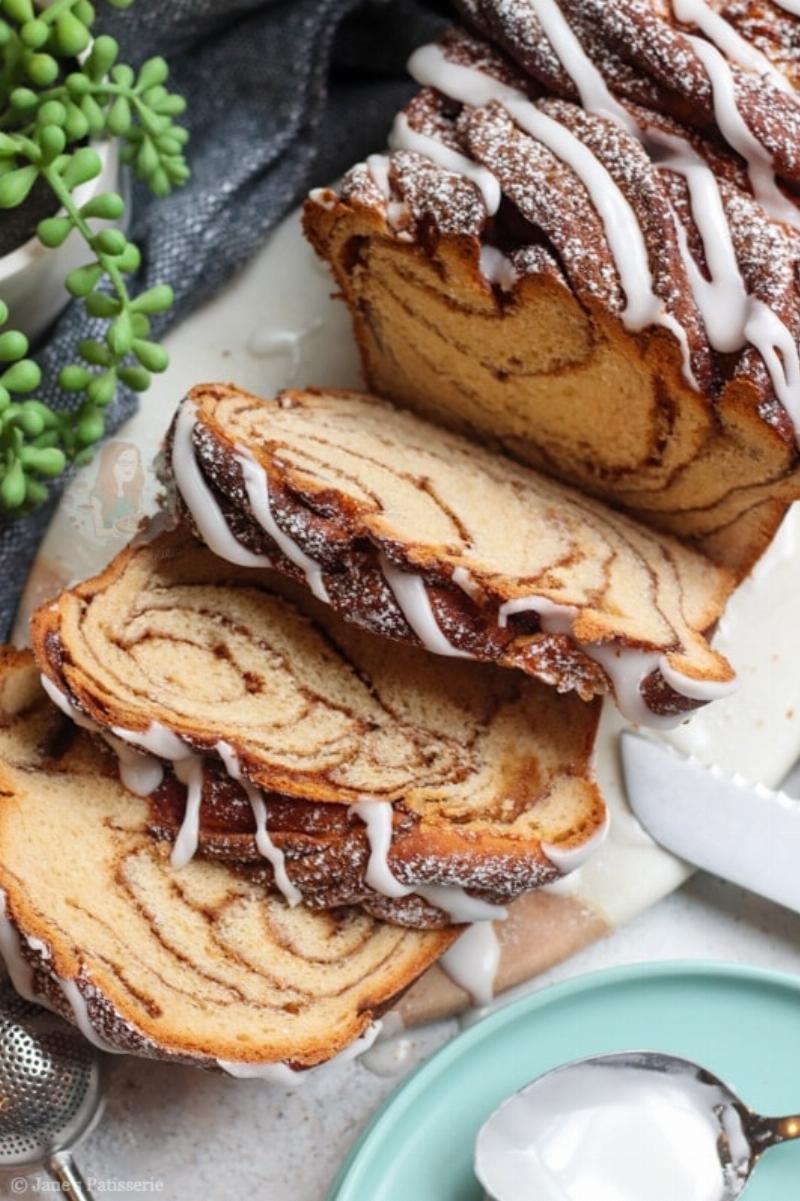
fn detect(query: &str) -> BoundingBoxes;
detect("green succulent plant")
[0,0,189,515]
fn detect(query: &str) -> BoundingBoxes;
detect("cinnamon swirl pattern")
[0,651,453,1068]
[305,2,800,575]
[165,384,736,727]
[30,533,606,910]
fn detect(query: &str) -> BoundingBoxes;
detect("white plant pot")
[0,138,120,343]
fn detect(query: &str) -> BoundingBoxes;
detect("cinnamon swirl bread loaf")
[31,532,606,919]
[164,383,736,728]
[304,4,800,575]
[0,650,454,1069]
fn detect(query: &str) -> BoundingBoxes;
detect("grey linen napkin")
[0,0,447,638]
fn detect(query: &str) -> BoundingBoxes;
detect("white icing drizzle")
[379,552,474,659]
[439,921,502,1007]
[0,887,38,1002]
[657,654,740,702]
[349,800,412,898]
[479,245,519,291]
[685,33,800,227]
[743,298,800,437]
[41,675,166,797]
[367,153,392,198]
[237,450,330,603]
[58,977,125,1055]
[110,721,188,762]
[527,0,637,130]
[671,0,795,94]
[217,1059,307,1084]
[496,597,735,725]
[498,594,577,634]
[542,809,610,873]
[171,400,273,569]
[104,736,164,796]
[0,890,124,1054]
[528,0,800,429]
[308,187,336,210]
[217,1020,382,1085]
[416,883,507,924]
[407,44,697,383]
[359,1033,414,1078]
[366,153,411,232]
[410,24,800,436]
[389,110,501,214]
[452,564,482,600]
[216,741,302,906]
[348,801,507,924]
[247,321,322,372]
[170,756,204,870]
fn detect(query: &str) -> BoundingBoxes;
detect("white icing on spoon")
[475,1055,751,1201]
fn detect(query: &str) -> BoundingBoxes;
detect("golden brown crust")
[30,533,606,909]
[303,17,800,577]
[0,651,455,1067]
[173,383,735,721]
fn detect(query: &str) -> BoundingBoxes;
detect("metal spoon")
[0,974,104,1199]
[475,1051,800,1201]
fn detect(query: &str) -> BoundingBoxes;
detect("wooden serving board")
[15,209,800,1024]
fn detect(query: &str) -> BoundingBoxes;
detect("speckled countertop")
[3,873,800,1201]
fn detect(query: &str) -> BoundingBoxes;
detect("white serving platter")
[15,205,800,957]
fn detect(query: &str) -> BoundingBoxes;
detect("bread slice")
[303,25,800,577]
[31,533,606,910]
[0,649,454,1068]
[165,383,735,727]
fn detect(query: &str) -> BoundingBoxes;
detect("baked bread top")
[304,9,800,575]
[166,383,735,726]
[0,649,453,1068]
[30,532,606,901]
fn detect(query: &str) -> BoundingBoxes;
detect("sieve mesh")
[0,977,103,1166]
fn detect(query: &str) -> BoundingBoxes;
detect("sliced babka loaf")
[304,11,800,576]
[0,650,454,1069]
[30,533,606,918]
[164,383,735,728]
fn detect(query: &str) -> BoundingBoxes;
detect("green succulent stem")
[0,0,188,516]
[43,157,132,314]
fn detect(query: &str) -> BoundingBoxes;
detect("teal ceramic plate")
[329,961,800,1201]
